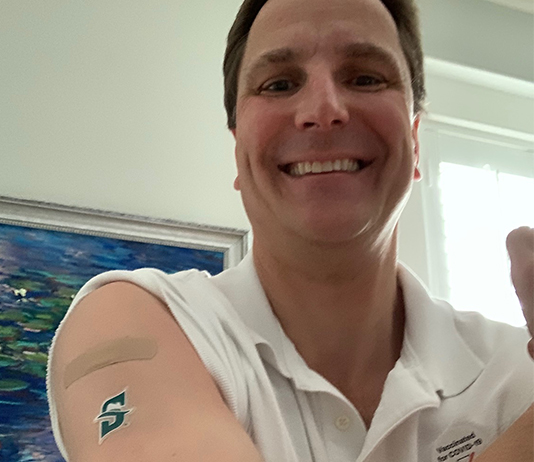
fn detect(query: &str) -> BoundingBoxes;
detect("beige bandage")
[64,337,158,389]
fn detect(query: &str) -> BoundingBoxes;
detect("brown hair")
[223,0,426,130]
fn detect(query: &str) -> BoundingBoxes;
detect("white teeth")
[322,161,333,172]
[288,159,362,177]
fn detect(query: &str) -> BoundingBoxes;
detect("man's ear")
[412,114,422,182]
[230,128,241,191]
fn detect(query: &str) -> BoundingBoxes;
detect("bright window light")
[438,162,534,327]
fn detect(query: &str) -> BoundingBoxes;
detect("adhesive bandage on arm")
[63,337,158,390]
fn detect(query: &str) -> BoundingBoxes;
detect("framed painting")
[0,195,250,461]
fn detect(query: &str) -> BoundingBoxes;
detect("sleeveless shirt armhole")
[170,271,251,430]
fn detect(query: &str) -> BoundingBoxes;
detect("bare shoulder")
[50,281,263,461]
[53,281,181,363]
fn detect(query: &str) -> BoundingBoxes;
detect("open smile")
[279,159,373,177]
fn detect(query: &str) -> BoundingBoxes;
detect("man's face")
[231,0,421,245]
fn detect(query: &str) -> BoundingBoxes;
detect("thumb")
[506,226,534,333]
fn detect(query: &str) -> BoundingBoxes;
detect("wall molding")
[424,114,534,145]
[425,57,534,98]
[481,0,533,14]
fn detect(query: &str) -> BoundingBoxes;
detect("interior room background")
[1,0,533,327]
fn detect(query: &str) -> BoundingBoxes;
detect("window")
[420,119,534,327]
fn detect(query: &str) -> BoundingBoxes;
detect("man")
[47,0,533,460]
[228,0,427,429]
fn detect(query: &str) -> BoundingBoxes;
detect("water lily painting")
[0,196,248,462]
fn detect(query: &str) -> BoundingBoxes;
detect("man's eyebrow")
[243,42,405,84]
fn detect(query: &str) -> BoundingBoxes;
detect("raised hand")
[506,226,534,360]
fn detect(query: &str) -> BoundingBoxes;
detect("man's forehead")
[243,0,402,66]
[248,0,398,38]
[240,0,407,87]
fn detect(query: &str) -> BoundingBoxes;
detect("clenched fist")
[506,226,534,360]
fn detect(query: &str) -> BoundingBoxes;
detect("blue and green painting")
[0,222,225,461]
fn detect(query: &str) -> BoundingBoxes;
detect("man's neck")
[252,233,406,392]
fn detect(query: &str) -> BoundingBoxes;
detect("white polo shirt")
[47,250,534,462]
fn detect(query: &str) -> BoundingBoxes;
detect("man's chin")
[287,214,374,247]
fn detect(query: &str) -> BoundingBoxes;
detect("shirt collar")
[210,250,484,399]
[396,262,484,398]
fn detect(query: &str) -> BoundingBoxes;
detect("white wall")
[1,0,532,288]
[1,0,248,228]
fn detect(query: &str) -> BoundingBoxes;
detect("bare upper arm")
[50,281,263,462]
[475,404,534,461]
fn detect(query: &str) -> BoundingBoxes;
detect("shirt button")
[335,415,351,431]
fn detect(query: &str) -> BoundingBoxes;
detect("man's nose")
[295,76,350,131]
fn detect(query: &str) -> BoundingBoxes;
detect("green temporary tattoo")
[94,387,135,444]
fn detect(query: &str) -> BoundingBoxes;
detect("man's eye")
[262,80,294,93]
[353,75,384,87]
[261,75,385,93]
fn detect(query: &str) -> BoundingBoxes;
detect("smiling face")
[231,0,421,246]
